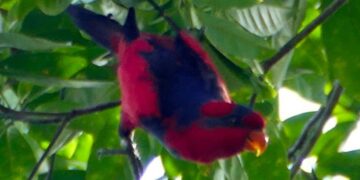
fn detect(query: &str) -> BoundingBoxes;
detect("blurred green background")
[0,0,359,179]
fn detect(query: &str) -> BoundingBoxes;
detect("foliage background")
[0,0,359,179]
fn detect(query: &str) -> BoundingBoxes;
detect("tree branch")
[249,93,258,108]
[288,81,343,178]
[0,104,66,119]
[25,100,121,179]
[124,136,143,180]
[3,98,146,179]
[97,136,143,180]
[146,0,180,32]
[45,154,56,180]
[262,0,347,73]
[248,0,346,107]
[28,117,70,180]
[0,101,121,124]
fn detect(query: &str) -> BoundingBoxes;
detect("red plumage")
[67,5,267,163]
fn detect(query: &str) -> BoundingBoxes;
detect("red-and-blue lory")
[67,5,266,163]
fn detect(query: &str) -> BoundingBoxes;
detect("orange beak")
[244,130,267,156]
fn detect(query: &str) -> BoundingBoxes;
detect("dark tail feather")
[67,5,124,50]
[123,8,139,42]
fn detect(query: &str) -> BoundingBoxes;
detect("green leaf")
[0,126,37,179]
[0,0,17,10]
[62,85,119,106]
[84,109,132,179]
[0,68,114,88]
[161,150,215,179]
[285,37,328,104]
[29,124,59,146]
[21,9,89,44]
[6,0,36,30]
[194,0,284,9]
[0,51,115,88]
[197,11,273,65]
[39,170,86,180]
[0,32,69,51]
[218,158,248,180]
[312,121,356,156]
[133,129,163,163]
[322,0,360,100]
[282,112,315,147]
[50,129,81,158]
[71,133,93,162]
[317,150,360,179]
[194,0,255,9]
[1,85,20,108]
[228,4,291,37]
[260,0,306,88]
[35,0,71,16]
[114,0,143,8]
[285,74,327,104]
[1,52,88,78]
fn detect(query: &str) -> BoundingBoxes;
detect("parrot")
[67,5,267,164]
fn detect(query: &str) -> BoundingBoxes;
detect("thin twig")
[124,136,143,180]
[0,104,66,118]
[146,0,180,32]
[288,108,325,157]
[28,118,70,180]
[288,81,343,178]
[249,93,258,108]
[14,100,121,179]
[0,101,121,124]
[45,154,56,180]
[96,137,143,180]
[311,168,319,180]
[68,101,121,116]
[262,0,347,73]
[248,0,347,107]
[97,138,143,179]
